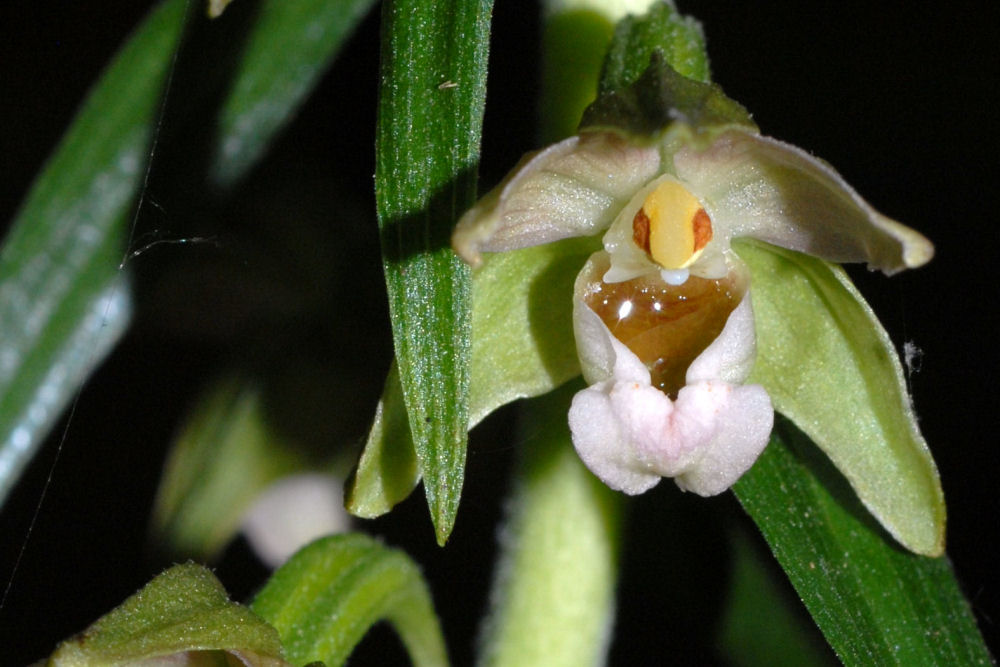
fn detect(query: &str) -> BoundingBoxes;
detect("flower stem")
[476,382,623,667]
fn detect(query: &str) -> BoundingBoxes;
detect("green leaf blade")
[252,534,448,667]
[734,420,991,666]
[0,0,188,508]
[736,239,945,556]
[374,0,493,544]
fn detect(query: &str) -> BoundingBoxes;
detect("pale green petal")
[468,237,597,420]
[736,239,944,556]
[344,363,419,518]
[678,130,934,275]
[453,133,659,266]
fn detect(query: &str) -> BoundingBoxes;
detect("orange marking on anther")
[692,208,713,252]
[632,208,651,254]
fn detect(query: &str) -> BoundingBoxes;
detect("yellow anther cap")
[632,181,713,269]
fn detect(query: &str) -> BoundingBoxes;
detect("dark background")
[1,0,997,663]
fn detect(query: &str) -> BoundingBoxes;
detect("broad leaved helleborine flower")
[453,62,932,497]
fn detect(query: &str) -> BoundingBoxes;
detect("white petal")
[673,382,773,496]
[453,132,660,265]
[242,473,349,568]
[569,376,773,496]
[569,383,662,494]
[674,129,933,274]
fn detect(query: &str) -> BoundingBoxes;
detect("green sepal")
[346,237,596,519]
[581,53,756,145]
[48,563,286,666]
[252,534,448,667]
[735,239,945,556]
[734,419,990,665]
[344,362,419,518]
[598,0,710,91]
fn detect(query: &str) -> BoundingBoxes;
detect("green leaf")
[0,0,188,508]
[597,0,710,90]
[346,237,595,518]
[208,0,376,187]
[581,53,756,142]
[151,378,303,560]
[733,419,992,665]
[374,0,493,544]
[477,381,622,667]
[736,239,945,556]
[252,533,448,667]
[49,563,286,666]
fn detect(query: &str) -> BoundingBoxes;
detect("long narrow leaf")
[733,419,991,665]
[252,533,448,667]
[374,0,493,544]
[0,0,188,507]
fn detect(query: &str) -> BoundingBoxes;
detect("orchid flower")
[452,57,933,498]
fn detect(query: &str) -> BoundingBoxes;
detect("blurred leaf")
[374,0,492,544]
[477,381,621,667]
[737,240,945,556]
[252,534,448,667]
[151,378,302,560]
[718,526,835,667]
[0,0,188,508]
[346,236,595,518]
[208,0,376,186]
[49,563,286,666]
[734,419,992,665]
